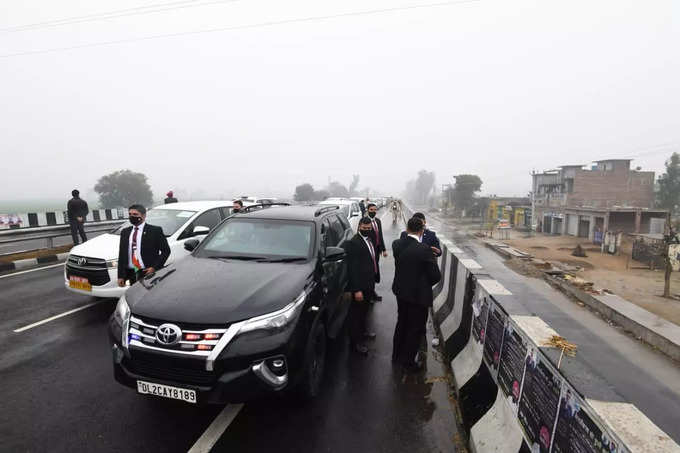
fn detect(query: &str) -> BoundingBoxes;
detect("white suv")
[65,201,233,298]
[318,198,362,231]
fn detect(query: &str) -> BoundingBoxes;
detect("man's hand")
[431,247,441,255]
[354,291,364,302]
[382,251,388,257]
[144,267,155,276]
[117,278,126,287]
[77,216,84,223]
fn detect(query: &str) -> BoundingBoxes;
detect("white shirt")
[408,233,422,243]
[128,222,146,269]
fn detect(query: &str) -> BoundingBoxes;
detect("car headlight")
[113,295,131,349]
[106,259,118,269]
[238,291,307,335]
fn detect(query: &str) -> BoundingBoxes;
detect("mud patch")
[504,258,545,278]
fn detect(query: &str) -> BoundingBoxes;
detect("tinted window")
[328,216,345,244]
[219,207,233,219]
[194,209,222,230]
[324,218,340,246]
[198,219,314,259]
[112,209,196,237]
[336,214,350,231]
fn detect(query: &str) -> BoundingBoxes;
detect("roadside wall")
[0,208,126,229]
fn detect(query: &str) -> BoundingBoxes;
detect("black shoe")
[402,361,424,373]
[352,344,369,355]
[363,332,377,340]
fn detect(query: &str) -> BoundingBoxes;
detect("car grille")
[123,354,216,386]
[65,265,110,286]
[67,254,107,269]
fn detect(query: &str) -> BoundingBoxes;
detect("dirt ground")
[502,232,680,326]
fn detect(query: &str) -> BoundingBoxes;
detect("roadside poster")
[551,381,629,453]
[518,348,562,453]
[497,318,528,413]
[482,300,507,379]
[471,288,489,344]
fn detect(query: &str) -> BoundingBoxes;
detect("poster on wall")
[497,318,528,413]
[482,300,507,379]
[518,349,562,453]
[471,288,489,345]
[551,382,630,453]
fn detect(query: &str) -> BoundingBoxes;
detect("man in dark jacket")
[67,189,89,245]
[164,191,178,204]
[400,212,442,257]
[366,203,387,301]
[392,217,441,371]
[343,217,378,355]
[117,204,171,287]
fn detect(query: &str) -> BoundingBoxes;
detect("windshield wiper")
[263,257,308,263]
[207,255,268,261]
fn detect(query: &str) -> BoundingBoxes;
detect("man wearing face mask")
[392,217,441,371]
[366,203,387,301]
[343,217,379,355]
[232,200,244,214]
[117,204,171,287]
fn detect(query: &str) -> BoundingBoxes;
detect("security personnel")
[366,203,387,301]
[392,217,441,371]
[67,189,89,245]
[400,212,442,256]
[343,217,379,355]
[117,204,171,287]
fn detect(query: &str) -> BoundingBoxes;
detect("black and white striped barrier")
[1,208,126,229]
[431,238,679,453]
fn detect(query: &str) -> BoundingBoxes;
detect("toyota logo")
[77,257,87,266]
[156,324,182,345]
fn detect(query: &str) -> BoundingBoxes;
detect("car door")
[348,203,361,231]
[172,208,222,263]
[321,215,349,338]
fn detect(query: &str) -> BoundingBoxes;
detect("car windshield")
[197,219,314,261]
[112,209,197,237]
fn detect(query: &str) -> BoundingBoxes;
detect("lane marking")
[0,262,64,279]
[188,403,244,453]
[13,301,100,333]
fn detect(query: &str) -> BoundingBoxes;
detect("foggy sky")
[1,0,678,202]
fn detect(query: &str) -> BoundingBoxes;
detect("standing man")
[343,217,379,355]
[392,217,441,371]
[367,203,387,301]
[400,212,442,257]
[117,204,171,287]
[164,191,178,204]
[359,199,366,217]
[67,189,89,245]
[232,200,244,213]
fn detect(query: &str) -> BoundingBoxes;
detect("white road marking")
[188,403,244,453]
[13,301,100,333]
[0,262,64,279]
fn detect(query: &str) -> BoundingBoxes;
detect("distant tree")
[294,183,315,202]
[657,152,680,213]
[313,189,330,201]
[452,174,483,215]
[94,169,153,208]
[326,181,350,198]
[349,175,360,196]
[415,170,436,204]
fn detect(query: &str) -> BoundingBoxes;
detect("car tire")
[298,321,327,400]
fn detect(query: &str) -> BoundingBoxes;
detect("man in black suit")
[366,203,387,301]
[343,217,378,355]
[117,204,171,287]
[392,217,441,371]
[400,212,442,257]
[67,189,89,245]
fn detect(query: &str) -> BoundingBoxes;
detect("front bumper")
[111,344,293,404]
[64,267,127,298]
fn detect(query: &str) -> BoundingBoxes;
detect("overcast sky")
[1,0,678,202]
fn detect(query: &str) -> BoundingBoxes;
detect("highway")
[0,213,460,453]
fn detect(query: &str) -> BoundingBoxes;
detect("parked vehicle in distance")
[109,205,352,403]
[318,198,362,231]
[65,201,233,298]
[238,195,278,205]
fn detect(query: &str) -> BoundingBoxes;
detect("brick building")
[531,159,666,240]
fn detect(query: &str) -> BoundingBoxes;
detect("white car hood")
[69,233,121,261]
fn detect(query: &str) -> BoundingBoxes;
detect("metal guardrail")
[0,220,126,249]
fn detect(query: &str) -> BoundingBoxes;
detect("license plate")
[137,380,197,404]
[69,276,91,291]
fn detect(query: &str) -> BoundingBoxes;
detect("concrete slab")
[477,279,512,296]
[451,336,484,388]
[470,388,524,453]
[512,315,561,347]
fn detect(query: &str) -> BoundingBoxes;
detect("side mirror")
[192,225,210,237]
[184,239,200,252]
[324,246,345,261]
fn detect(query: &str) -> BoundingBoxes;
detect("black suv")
[109,205,352,404]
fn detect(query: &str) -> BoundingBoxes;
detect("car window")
[323,218,340,247]
[336,213,350,231]
[327,216,344,244]
[112,209,197,237]
[180,208,221,238]
[197,219,314,259]
[219,207,233,219]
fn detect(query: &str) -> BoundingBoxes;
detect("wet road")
[0,212,460,453]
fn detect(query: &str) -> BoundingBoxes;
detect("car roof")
[319,199,356,206]
[235,205,342,222]
[151,200,232,211]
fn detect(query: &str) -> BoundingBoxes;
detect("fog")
[1,0,678,203]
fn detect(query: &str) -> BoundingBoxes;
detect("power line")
[0,0,481,59]
[0,0,241,34]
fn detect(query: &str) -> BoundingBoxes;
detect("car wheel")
[299,321,326,399]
